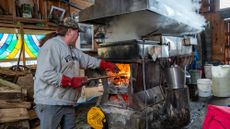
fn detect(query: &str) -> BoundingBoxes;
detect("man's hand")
[61,75,72,87]
[61,75,88,88]
[100,60,120,73]
[71,76,88,88]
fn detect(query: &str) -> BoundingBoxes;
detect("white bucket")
[197,79,212,97]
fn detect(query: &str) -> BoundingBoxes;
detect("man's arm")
[36,42,62,86]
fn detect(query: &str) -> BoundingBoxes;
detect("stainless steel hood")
[79,0,205,36]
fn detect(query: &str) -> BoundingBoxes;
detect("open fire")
[105,63,131,106]
[106,64,130,86]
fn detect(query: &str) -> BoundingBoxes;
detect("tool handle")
[87,75,115,81]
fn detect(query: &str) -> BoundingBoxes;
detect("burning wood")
[106,64,130,86]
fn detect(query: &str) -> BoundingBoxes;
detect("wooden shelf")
[0,23,54,30]
[0,15,14,19]
[0,15,14,24]
[0,0,81,34]
[0,0,51,33]
[0,58,37,62]
[0,15,56,34]
[0,23,55,34]
[15,17,47,24]
[0,15,47,24]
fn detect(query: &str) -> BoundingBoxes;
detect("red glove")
[61,75,72,86]
[61,75,88,88]
[100,60,120,73]
[71,77,88,88]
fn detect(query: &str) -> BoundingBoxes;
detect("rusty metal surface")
[98,39,159,59]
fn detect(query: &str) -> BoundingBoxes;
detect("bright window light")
[220,0,230,9]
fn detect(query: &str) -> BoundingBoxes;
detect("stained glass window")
[0,33,44,67]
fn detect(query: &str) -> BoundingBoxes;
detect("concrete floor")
[184,97,230,129]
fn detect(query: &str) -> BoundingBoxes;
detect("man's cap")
[62,17,83,32]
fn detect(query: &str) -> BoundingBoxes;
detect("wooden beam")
[71,0,93,9]
[0,58,37,62]
[0,100,31,109]
[0,78,22,90]
[0,120,30,129]
[203,13,226,62]
[0,78,27,101]
[0,108,29,123]
[0,23,55,33]
[15,17,46,23]
[12,0,16,18]
[0,91,24,101]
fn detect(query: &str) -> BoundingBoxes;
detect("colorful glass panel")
[0,33,44,60]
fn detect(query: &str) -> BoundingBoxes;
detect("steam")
[105,0,206,42]
[105,15,140,42]
[149,0,206,30]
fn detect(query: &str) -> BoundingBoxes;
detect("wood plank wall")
[0,0,93,19]
[200,0,227,63]
[204,13,226,62]
[225,21,230,64]
[0,0,14,15]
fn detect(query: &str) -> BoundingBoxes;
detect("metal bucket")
[165,67,185,89]
[189,70,202,84]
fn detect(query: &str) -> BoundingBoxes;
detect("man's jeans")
[35,104,76,129]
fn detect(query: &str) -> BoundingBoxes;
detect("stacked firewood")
[0,77,37,129]
[0,67,29,83]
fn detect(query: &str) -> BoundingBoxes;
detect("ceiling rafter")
[70,0,93,10]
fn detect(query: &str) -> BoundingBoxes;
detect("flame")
[116,64,130,78]
[106,64,130,86]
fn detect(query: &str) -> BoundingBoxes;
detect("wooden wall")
[0,0,14,15]
[204,13,226,62]
[200,0,227,63]
[0,0,93,18]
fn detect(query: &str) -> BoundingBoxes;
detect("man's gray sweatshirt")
[34,36,101,105]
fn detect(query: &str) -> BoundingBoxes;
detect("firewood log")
[0,100,31,109]
[0,108,29,123]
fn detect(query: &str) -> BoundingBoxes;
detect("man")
[34,17,119,129]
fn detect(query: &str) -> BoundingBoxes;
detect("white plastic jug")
[211,65,230,97]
